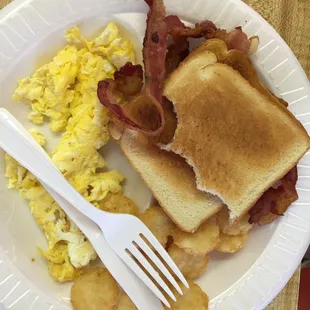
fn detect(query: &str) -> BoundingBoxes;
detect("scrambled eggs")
[6,22,135,282]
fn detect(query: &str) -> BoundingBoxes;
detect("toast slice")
[164,47,310,221]
[120,130,223,232]
[199,39,281,105]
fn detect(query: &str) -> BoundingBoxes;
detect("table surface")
[1,0,309,309]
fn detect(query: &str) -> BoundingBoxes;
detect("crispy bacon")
[143,0,167,103]
[166,15,217,38]
[225,27,250,54]
[281,167,298,197]
[166,15,251,54]
[98,7,252,135]
[97,0,167,135]
[165,15,187,30]
[165,38,189,76]
[164,16,190,75]
[249,167,298,225]
[211,29,228,41]
[164,18,249,76]
[113,63,143,100]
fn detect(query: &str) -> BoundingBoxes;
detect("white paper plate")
[0,0,309,309]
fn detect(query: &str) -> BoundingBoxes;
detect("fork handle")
[0,108,103,224]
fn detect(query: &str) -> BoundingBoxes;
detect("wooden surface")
[266,266,301,310]
[244,0,310,78]
[0,0,309,309]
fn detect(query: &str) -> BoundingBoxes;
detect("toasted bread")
[200,39,280,105]
[120,130,223,232]
[164,47,310,221]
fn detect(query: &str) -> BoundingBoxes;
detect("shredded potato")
[172,216,219,255]
[164,281,209,310]
[116,292,137,310]
[216,232,248,253]
[168,243,209,280]
[217,207,252,236]
[71,267,119,310]
[139,205,176,246]
[99,193,139,216]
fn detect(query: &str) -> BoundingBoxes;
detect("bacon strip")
[165,15,187,30]
[166,15,217,38]
[165,38,189,76]
[113,62,143,100]
[225,27,250,54]
[98,9,253,135]
[97,0,167,135]
[143,0,167,103]
[166,15,251,54]
[249,167,298,225]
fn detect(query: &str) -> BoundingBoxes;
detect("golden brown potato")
[99,193,139,216]
[164,281,209,310]
[172,216,219,255]
[217,207,252,236]
[116,292,137,310]
[139,205,176,246]
[71,267,119,310]
[216,232,248,253]
[168,243,209,280]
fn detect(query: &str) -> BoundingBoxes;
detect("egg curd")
[5,22,135,282]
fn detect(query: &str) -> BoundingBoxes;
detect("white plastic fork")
[0,108,189,307]
[3,111,163,310]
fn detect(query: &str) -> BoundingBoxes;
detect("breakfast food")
[163,45,310,221]
[94,0,308,307]
[99,1,298,230]
[185,39,301,225]
[2,0,309,308]
[199,38,279,105]
[98,1,309,228]
[71,267,120,310]
[117,292,137,310]
[216,232,249,254]
[168,243,209,280]
[12,47,78,132]
[5,131,95,282]
[172,216,219,255]
[5,22,136,282]
[164,281,209,310]
[97,0,168,136]
[116,284,210,310]
[99,193,139,216]
[139,205,176,246]
[121,130,223,232]
[248,166,299,224]
[98,9,253,136]
[217,207,252,236]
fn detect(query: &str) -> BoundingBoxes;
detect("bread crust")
[120,130,223,232]
[164,43,310,220]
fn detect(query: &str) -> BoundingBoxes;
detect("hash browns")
[172,216,219,255]
[71,267,119,310]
